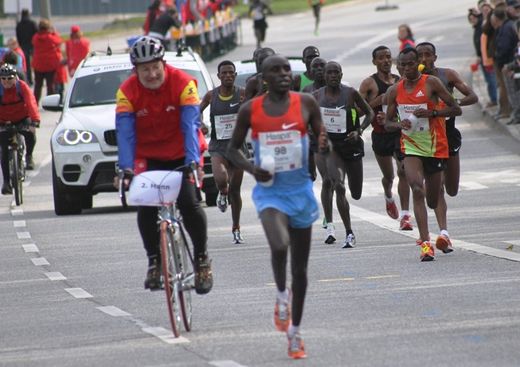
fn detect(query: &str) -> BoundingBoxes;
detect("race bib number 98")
[258,130,302,172]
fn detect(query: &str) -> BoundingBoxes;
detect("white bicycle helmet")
[130,36,165,65]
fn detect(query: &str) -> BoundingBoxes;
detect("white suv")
[43,49,217,215]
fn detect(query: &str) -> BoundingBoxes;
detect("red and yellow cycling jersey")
[116,64,201,169]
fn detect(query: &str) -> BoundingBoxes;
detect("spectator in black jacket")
[494,4,520,122]
[148,7,182,50]
[15,8,37,85]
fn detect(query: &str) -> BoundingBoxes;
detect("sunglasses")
[1,76,15,81]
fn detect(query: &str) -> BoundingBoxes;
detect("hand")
[318,131,329,152]
[413,108,430,118]
[484,64,494,73]
[345,130,361,141]
[251,166,273,183]
[200,124,209,135]
[400,119,412,130]
[376,111,386,125]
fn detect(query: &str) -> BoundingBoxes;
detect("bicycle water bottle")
[259,154,275,187]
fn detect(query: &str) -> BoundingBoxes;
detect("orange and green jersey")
[396,74,448,158]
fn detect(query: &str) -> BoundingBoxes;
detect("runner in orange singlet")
[385,48,461,262]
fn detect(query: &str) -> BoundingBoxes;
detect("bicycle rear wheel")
[177,225,194,332]
[9,148,23,206]
[160,221,182,338]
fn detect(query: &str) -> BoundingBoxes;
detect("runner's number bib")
[258,130,302,172]
[214,113,237,140]
[321,107,347,133]
[397,104,428,135]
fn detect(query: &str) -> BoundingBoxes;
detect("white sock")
[440,229,449,238]
[401,210,410,217]
[277,288,289,302]
[288,324,300,338]
[327,222,334,228]
[385,195,394,203]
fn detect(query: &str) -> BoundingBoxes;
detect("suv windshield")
[69,68,209,108]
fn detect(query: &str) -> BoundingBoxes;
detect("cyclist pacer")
[385,48,461,261]
[0,64,39,195]
[200,60,247,244]
[115,36,213,294]
[315,61,374,248]
[227,54,328,359]
[416,42,478,253]
[359,46,413,230]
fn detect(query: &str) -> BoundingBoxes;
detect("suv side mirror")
[42,94,63,112]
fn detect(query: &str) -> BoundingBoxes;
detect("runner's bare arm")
[384,86,406,131]
[227,101,272,182]
[302,93,328,151]
[244,78,258,100]
[359,77,383,108]
[199,90,212,113]
[418,76,461,118]
[353,89,375,134]
[447,69,478,106]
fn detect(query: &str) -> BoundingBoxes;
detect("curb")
[471,68,520,142]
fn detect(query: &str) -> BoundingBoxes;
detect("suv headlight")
[57,129,98,145]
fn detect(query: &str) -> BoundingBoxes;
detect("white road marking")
[458,181,488,190]
[504,240,520,246]
[350,204,520,262]
[10,208,23,216]
[16,231,31,239]
[13,220,26,227]
[45,272,66,281]
[65,288,93,299]
[319,277,355,282]
[22,244,39,253]
[141,327,189,344]
[365,275,400,280]
[31,257,50,266]
[209,361,248,367]
[431,35,445,43]
[97,306,131,317]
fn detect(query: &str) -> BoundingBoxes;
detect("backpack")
[0,80,24,106]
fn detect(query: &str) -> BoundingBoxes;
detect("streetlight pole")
[39,0,51,19]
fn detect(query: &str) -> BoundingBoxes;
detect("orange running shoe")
[386,199,399,219]
[420,241,435,262]
[400,214,413,230]
[287,332,307,359]
[274,294,291,332]
[435,234,453,254]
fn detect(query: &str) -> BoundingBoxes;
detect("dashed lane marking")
[141,327,189,344]
[16,231,31,239]
[318,277,355,283]
[45,272,66,281]
[97,306,131,317]
[31,257,50,266]
[365,275,400,280]
[10,208,23,216]
[209,361,248,367]
[22,244,39,253]
[13,220,26,227]
[65,288,93,299]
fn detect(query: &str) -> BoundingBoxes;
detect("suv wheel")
[52,161,83,215]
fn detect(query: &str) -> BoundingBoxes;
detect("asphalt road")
[1,0,520,366]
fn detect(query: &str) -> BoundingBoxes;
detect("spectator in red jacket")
[143,0,162,35]
[31,19,63,103]
[65,25,90,77]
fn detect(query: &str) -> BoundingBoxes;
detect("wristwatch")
[432,109,438,118]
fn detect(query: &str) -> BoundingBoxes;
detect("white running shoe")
[217,192,228,213]
[324,223,336,244]
[232,229,244,244]
[342,233,356,248]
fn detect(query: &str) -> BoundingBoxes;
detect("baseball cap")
[71,25,81,33]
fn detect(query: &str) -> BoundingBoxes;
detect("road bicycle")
[120,167,197,337]
[4,122,26,206]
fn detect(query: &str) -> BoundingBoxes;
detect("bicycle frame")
[5,124,26,205]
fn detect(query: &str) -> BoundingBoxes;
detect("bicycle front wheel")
[9,148,23,206]
[160,221,182,338]
[177,225,193,332]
